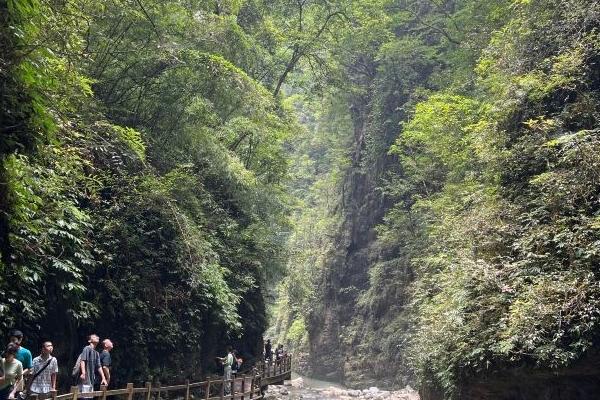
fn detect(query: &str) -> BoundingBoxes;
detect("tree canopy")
[2,0,600,398]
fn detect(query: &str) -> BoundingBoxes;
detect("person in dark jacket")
[264,340,272,363]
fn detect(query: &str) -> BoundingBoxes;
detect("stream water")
[264,373,419,400]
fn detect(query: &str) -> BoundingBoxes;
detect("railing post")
[127,383,134,400]
[70,385,79,400]
[145,382,152,400]
[100,384,108,400]
[241,375,245,400]
[45,357,293,400]
[205,379,211,400]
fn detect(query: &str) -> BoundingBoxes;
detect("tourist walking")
[99,340,113,388]
[264,340,272,363]
[0,343,23,400]
[75,334,107,397]
[30,341,58,395]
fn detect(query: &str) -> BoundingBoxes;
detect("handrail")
[34,356,292,400]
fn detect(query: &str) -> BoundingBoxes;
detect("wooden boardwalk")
[255,357,292,386]
[37,356,292,400]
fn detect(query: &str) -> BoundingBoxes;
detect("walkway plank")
[52,356,291,400]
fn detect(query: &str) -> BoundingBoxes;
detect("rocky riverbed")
[264,377,419,400]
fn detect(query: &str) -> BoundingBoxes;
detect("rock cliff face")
[299,2,600,398]
[307,98,408,388]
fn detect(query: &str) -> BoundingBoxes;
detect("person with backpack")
[0,343,23,400]
[216,347,234,395]
[72,334,107,397]
[29,342,58,395]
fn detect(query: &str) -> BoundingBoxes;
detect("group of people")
[0,330,113,400]
[216,346,243,394]
[2,331,283,400]
[263,340,285,364]
[73,334,113,397]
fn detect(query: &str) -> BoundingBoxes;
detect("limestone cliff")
[307,95,411,388]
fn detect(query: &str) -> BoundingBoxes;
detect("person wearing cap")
[0,343,23,400]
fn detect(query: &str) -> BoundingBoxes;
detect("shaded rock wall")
[307,96,406,387]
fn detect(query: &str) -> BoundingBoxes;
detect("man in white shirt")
[30,342,58,395]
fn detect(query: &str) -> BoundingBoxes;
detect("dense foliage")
[403,1,600,395]
[0,0,310,386]
[273,0,600,398]
[3,0,600,398]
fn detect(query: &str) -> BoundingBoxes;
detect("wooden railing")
[33,356,291,400]
[255,356,292,385]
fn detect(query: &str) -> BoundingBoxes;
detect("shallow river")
[264,374,419,400]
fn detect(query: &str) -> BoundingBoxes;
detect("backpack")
[71,354,82,378]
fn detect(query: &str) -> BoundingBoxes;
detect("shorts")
[0,386,14,400]
[78,384,94,399]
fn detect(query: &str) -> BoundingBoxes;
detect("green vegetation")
[0,0,300,385]
[2,0,600,398]
[272,0,600,397]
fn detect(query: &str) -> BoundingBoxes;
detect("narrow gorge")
[2,1,600,399]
